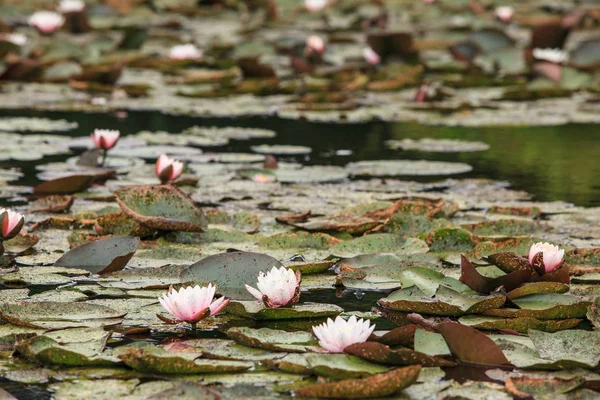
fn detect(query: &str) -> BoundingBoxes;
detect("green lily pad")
[251,145,312,155]
[419,228,475,253]
[330,235,429,258]
[347,160,472,177]
[179,251,284,300]
[379,286,505,316]
[226,327,319,352]
[529,329,600,369]
[269,353,390,379]
[385,138,489,152]
[458,315,582,334]
[413,329,451,357]
[54,236,140,275]
[437,322,511,366]
[507,282,570,299]
[226,301,343,321]
[115,184,208,232]
[462,219,541,236]
[482,294,591,319]
[506,375,584,398]
[258,231,341,250]
[0,117,77,132]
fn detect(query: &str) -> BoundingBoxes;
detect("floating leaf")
[345,341,454,367]
[437,322,511,366]
[115,185,208,232]
[459,315,582,334]
[269,353,390,379]
[330,235,429,258]
[34,174,95,195]
[55,236,140,275]
[226,301,342,321]
[482,294,590,319]
[294,365,421,398]
[459,255,531,294]
[226,327,318,352]
[180,252,284,300]
[347,160,472,177]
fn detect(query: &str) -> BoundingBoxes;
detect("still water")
[2,109,598,207]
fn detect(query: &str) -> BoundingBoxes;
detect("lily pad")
[458,315,582,334]
[345,341,454,367]
[226,301,343,321]
[226,327,319,352]
[54,236,140,275]
[115,185,208,232]
[330,235,429,258]
[347,160,472,177]
[385,138,489,152]
[482,294,591,319]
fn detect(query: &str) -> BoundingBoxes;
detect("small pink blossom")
[529,242,565,273]
[306,35,326,55]
[245,266,301,308]
[169,44,203,61]
[58,0,85,13]
[158,284,229,325]
[0,209,24,240]
[312,316,375,353]
[252,173,275,183]
[28,11,65,34]
[305,0,328,12]
[495,6,514,23]
[362,46,381,65]
[422,0,437,4]
[156,154,184,183]
[90,129,120,150]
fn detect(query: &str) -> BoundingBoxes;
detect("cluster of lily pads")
[0,113,598,399]
[0,0,599,125]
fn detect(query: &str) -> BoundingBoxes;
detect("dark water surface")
[2,109,599,207]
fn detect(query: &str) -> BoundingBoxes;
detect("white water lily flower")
[245,266,302,308]
[156,154,184,183]
[495,6,514,23]
[532,48,568,64]
[312,316,375,353]
[169,44,203,61]
[305,0,328,12]
[306,35,325,55]
[28,11,65,34]
[91,129,120,150]
[58,0,85,13]
[159,284,229,325]
[529,242,565,273]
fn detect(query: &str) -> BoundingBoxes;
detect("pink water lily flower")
[252,173,275,183]
[305,0,328,12]
[306,35,326,55]
[91,129,120,150]
[245,266,302,308]
[363,46,381,65]
[159,284,229,329]
[312,316,375,353]
[0,209,24,240]
[156,154,184,183]
[58,0,85,13]
[495,6,514,23]
[529,242,565,273]
[169,44,203,61]
[28,11,65,34]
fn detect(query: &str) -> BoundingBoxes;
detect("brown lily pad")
[33,174,95,195]
[459,255,531,294]
[29,195,74,213]
[345,342,454,367]
[115,185,208,232]
[294,365,421,398]
[436,321,511,367]
[3,233,39,254]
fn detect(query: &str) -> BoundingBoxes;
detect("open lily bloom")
[28,11,65,34]
[0,209,24,240]
[312,316,375,353]
[156,154,184,183]
[169,44,203,61]
[58,0,85,13]
[363,46,381,65]
[305,35,325,55]
[91,129,120,150]
[245,266,302,308]
[252,173,275,183]
[495,6,514,23]
[532,48,568,64]
[305,0,328,12]
[529,242,565,273]
[159,284,229,325]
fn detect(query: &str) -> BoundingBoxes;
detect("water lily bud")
[305,35,326,55]
[0,209,24,240]
[28,11,65,34]
[312,316,375,353]
[245,266,302,308]
[495,6,514,23]
[305,0,328,12]
[363,46,381,65]
[91,129,120,150]
[155,154,184,183]
[158,283,229,325]
[529,242,565,273]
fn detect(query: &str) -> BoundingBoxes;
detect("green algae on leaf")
[347,160,473,177]
[458,315,582,334]
[482,293,591,320]
[330,235,429,258]
[226,301,343,321]
[226,327,319,352]
[345,341,455,367]
[268,353,390,379]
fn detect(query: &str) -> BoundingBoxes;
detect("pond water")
[2,109,600,207]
